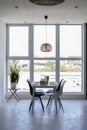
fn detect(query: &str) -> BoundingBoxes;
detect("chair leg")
[46,95,52,108]
[47,96,54,111]
[54,96,58,113]
[39,97,44,112]
[57,97,64,112]
[49,96,54,106]
[29,100,33,112]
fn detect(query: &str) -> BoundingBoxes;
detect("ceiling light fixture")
[74,5,78,9]
[29,0,65,6]
[14,5,19,9]
[40,15,52,52]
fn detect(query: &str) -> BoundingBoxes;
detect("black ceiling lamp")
[29,0,65,6]
[40,15,52,52]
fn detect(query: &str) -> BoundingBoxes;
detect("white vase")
[11,82,17,89]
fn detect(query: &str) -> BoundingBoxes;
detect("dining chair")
[26,79,45,112]
[46,79,64,108]
[46,79,66,112]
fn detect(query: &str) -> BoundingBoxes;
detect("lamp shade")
[29,0,65,6]
[40,43,52,52]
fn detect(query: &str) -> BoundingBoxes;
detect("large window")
[7,26,29,92]
[59,25,82,92]
[7,24,83,94]
[34,25,56,83]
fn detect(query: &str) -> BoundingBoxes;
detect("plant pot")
[11,82,17,89]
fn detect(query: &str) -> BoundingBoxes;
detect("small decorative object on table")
[45,76,49,84]
[40,78,48,85]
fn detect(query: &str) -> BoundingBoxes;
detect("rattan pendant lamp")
[40,15,52,52]
[29,0,65,6]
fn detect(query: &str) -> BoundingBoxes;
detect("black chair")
[46,79,66,112]
[26,79,45,112]
[46,79,64,108]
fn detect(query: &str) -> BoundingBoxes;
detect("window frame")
[6,24,84,96]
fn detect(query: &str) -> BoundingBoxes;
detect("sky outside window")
[9,26,29,56]
[60,25,81,58]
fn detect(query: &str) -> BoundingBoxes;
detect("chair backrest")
[26,79,33,95]
[56,79,64,92]
[57,79,66,96]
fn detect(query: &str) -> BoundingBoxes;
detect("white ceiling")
[0,0,87,24]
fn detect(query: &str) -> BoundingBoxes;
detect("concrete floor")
[0,99,87,130]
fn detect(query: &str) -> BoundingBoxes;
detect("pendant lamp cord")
[45,15,48,43]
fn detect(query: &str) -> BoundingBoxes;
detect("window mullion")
[29,25,34,82]
[56,25,60,83]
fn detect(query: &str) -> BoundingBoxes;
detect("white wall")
[0,20,6,103]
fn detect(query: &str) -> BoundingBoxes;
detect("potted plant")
[9,60,20,89]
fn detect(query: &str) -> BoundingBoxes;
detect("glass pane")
[60,60,81,92]
[8,60,30,92]
[34,25,56,58]
[34,60,56,82]
[60,25,81,58]
[9,26,29,56]
[34,60,56,92]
